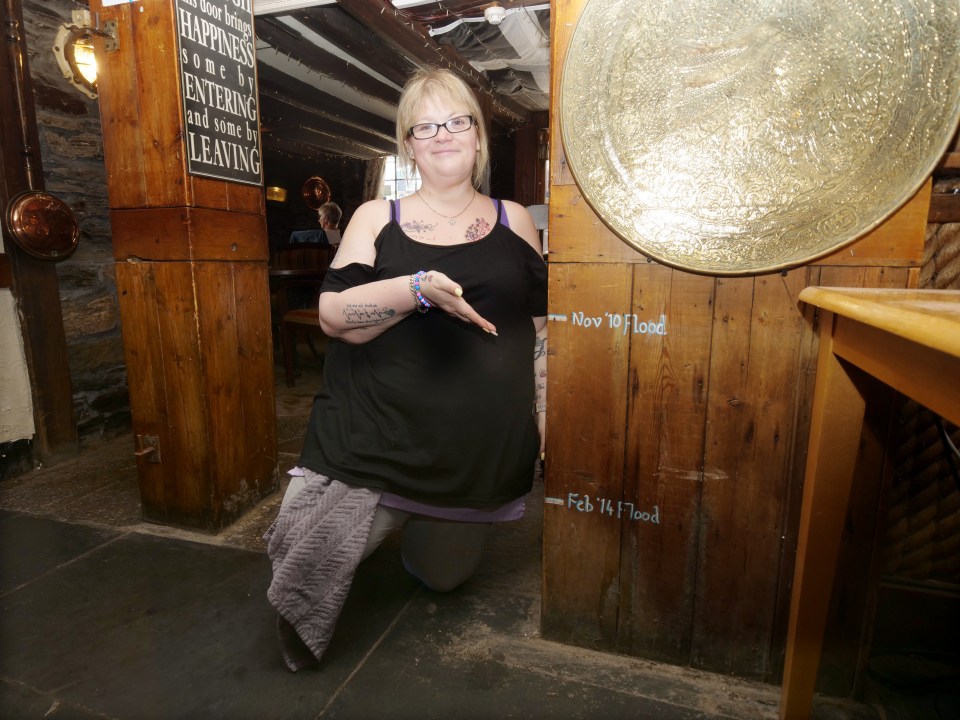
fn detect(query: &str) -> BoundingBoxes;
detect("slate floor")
[0,357,951,720]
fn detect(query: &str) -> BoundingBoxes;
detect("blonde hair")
[395,67,489,187]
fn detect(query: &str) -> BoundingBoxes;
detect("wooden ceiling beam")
[263,128,384,161]
[294,6,416,89]
[335,0,531,126]
[392,1,547,21]
[259,94,397,156]
[256,63,396,140]
[255,17,401,107]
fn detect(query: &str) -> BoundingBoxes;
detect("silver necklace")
[417,188,476,226]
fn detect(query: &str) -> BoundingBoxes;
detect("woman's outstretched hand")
[419,270,498,336]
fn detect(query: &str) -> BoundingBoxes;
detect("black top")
[298,200,547,508]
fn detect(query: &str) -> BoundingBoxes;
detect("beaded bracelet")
[409,270,432,313]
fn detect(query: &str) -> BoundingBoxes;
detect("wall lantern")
[52,10,119,99]
[265,186,288,203]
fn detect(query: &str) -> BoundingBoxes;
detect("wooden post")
[89,0,276,531]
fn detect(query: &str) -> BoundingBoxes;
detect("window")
[381,155,420,201]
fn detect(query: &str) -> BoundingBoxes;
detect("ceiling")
[252,0,551,163]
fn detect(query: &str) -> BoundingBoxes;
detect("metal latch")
[134,435,161,463]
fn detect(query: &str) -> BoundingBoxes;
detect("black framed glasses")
[407,115,475,140]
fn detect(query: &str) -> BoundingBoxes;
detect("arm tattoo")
[534,335,547,412]
[343,303,397,326]
[535,370,546,413]
[533,336,547,360]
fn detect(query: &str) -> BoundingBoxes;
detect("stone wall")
[23,0,128,439]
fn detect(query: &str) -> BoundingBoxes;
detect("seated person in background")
[317,201,342,243]
[281,201,344,308]
[288,201,343,245]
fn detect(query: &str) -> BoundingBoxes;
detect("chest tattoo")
[402,217,491,244]
[402,219,439,241]
[464,217,490,243]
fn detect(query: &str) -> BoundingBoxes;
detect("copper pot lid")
[5,191,79,261]
[301,176,331,210]
[560,0,960,275]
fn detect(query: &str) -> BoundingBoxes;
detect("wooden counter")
[781,287,960,718]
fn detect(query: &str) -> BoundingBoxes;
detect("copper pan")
[5,191,79,261]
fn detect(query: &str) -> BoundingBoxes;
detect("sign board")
[174,0,262,186]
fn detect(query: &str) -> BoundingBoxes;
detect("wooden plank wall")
[542,0,929,686]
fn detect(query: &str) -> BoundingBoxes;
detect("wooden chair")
[281,309,326,387]
[269,243,333,386]
[272,241,333,273]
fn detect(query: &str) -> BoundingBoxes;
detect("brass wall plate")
[560,0,960,275]
[5,191,79,261]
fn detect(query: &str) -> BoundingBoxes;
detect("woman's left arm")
[534,315,547,457]
[502,200,549,458]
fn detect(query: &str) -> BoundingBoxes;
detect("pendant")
[448,219,456,226]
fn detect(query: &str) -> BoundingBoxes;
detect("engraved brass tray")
[560,0,960,275]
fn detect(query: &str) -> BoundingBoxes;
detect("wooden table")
[781,287,960,719]
[269,267,328,281]
[269,267,328,304]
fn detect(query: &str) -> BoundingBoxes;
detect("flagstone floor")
[0,349,950,720]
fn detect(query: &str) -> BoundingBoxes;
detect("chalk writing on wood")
[548,312,667,336]
[546,493,661,523]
